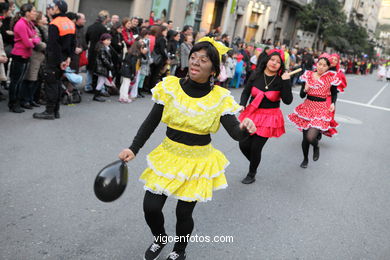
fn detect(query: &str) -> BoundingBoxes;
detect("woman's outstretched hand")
[240,118,257,134]
[118,148,135,162]
[281,72,290,80]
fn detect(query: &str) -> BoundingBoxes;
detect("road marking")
[291,90,390,112]
[334,114,362,124]
[367,83,388,105]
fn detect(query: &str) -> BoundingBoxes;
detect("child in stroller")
[61,67,83,105]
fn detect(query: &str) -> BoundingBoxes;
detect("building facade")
[376,0,390,56]
[341,0,382,39]
[295,29,315,49]
[263,0,310,47]
[378,0,390,25]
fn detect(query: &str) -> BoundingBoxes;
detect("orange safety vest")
[50,16,75,36]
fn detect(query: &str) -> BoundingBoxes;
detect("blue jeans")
[230,71,242,88]
[85,71,93,91]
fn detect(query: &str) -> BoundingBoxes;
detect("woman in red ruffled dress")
[322,53,347,137]
[288,54,341,168]
[238,49,293,184]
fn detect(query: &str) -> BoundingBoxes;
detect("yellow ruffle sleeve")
[218,87,241,116]
[151,80,170,105]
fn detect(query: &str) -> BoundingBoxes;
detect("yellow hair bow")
[197,37,231,60]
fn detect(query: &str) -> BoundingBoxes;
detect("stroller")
[61,67,82,105]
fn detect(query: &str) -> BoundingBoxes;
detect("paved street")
[1,73,389,260]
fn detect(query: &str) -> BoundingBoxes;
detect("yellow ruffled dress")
[139,76,241,202]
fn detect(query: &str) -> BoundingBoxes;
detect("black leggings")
[143,191,197,252]
[239,135,269,176]
[302,128,320,160]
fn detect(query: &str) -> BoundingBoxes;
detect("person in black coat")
[109,22,124,88]
[167,31,180,76]
[70,13,87,73]
[93,33,114,102]
[119,40,143,103]
[147,26,168,92]
[179,25,193,44]
[85,10,109,91]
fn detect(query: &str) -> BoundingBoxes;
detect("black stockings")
[239,135,269,176]
[143,191,197,252]
[302,128,320,161]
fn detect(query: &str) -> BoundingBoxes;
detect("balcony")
[355,7,364,20]
[286,0,310,6]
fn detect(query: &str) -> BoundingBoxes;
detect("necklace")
[263,73,276,90]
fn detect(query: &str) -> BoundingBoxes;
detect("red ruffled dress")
[239,76,293,138]
[288,70,341,132]
[323,69,347,137]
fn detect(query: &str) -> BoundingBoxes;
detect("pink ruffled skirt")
[239,105,285,138]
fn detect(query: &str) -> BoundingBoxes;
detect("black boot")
[1,81,8,90]
[241,172,256,184]
[0,91,6,101]
[93,90,105,102]
[33,105,55,120]
[54,103,60,119]
[300,159,308,168]
[54,111,60,119]
[31,101,40,107]
[9,102,25,113]
[33,110,55,120]
[21,103,33,109]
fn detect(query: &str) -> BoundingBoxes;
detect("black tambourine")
[94,160,128,202]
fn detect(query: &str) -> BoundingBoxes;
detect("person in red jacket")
[33,0,75,120]
[149,11,155,26]
[122,17,136,48]
[8,3,40,113]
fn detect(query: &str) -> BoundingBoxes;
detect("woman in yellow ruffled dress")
[118,38,256,260]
